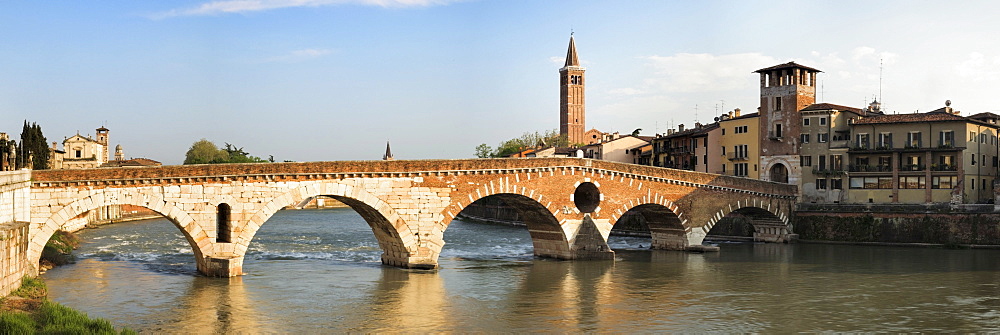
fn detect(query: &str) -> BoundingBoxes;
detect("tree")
[184,139,270,164]
[473,129,571,158]
[19,121,49,170]
[475,143,494,158]
[631,128,642,136]
[184,139,228,164]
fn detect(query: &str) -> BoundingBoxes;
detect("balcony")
[848,164,893,172]
[726,153,749,161]
[848,141,893,152]
[811,168,845,176]
[930,164,958,171]
[899,164,926,172]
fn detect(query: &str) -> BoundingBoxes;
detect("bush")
[36,301,117,334]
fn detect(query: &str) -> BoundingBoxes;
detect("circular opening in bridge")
[574,182,601,213]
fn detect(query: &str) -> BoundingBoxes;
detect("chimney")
[728,111,733,118]
[695,122,703,129]
[678,124,685,132]
[52,142,57,150]
[735,108,741,117]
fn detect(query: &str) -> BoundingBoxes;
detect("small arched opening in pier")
[217,203,232,243]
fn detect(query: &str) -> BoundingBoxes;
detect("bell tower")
[560,34,586,145]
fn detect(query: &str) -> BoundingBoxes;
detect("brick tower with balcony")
[560,34,586,145]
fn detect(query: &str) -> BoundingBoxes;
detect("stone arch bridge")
[29,158,796,277]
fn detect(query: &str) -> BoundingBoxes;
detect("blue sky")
[4,1,1000,164]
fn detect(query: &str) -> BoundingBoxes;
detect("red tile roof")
[754,61,822,73]
[853,111,970,125]
[801,103,862,114]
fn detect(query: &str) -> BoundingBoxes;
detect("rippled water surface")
[42,208,1000,332]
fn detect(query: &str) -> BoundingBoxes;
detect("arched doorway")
[769,163,788,183]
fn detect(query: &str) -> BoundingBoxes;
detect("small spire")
[383,141,394,161]
[564,34,580,67]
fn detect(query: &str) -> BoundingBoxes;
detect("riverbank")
[0,276,135,334]
[0,229,135,334]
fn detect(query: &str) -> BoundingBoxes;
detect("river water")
[42,208,1000,332]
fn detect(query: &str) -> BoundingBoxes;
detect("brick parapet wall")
[31,159,796,199]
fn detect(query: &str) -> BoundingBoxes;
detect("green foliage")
[19,121,49,170]
[475,130,570,158]
[0,312,34,334]
[631,128,642,136]
[184,139,269,164]
[12,277,46,300]
[36,301,118,334]
[41,231,78,266]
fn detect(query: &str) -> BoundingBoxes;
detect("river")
[42,208,1000,332]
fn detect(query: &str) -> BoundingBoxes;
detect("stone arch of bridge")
[614,197,689,250]
[29,189,206,275]
[448,184,570,260]
[238,181,419,268]
[702,198,790,243]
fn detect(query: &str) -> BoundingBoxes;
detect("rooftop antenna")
[878,58,883,105]
[694,104,699,123]
[720,100,725,115]
[821,80,825,102]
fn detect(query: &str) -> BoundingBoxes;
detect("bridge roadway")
[29,158,797,277]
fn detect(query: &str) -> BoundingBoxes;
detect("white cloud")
[263,48,334,62]
[955,52,1000,82]
[151,0,460,19]
[640,53,778,93]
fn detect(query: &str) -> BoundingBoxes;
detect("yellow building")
[718,110,760,178]
[798,103,866,203]
[846,105,999,204]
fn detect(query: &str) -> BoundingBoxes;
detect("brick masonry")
[29,158,796,277]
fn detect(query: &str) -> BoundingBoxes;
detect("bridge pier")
[198,256,244,277]
[567,215,615,260]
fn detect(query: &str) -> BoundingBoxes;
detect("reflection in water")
[41,210,1000,333]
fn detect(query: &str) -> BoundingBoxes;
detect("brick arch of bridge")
[29,188,207,275]
[612,196,690,250]
[236,181,420,269]
[445,187,570,259]
[700,197,791,243]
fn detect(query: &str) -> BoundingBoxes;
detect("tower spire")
[382,141,394,161]
[564,35,580,67]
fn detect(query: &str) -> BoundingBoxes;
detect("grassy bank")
[0,230,135,334]
[0,277,135,334]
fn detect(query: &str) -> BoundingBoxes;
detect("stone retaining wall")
[795,211,1000,245]
[0,170,31,297]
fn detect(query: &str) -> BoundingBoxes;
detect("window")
[819,155,827,170]
[938,130,954,147]
[856,133,870,149]
[775,123,783,138]
[75,150,82,158]
[831,178,843,190]
[800,134,810,143]
[703,138,708,147]
[907,132,922,148]
[850,177,893,189]
[735,163,749,177]
[818,133,829,143]
[932,176,957,189]
[775,97,782,111]
[721,146,726,155]
[801,155,812,166]
[816,179,827,190]
[898,176,926,189]
[831,155,843,170]
[971,131,977,142]
[820,117,828,126]
[734,125,749,134]
[722,129,725,135]
[803,118,811,126]
[982,134,988,144]
[972,153,977,165]
[878,132,892,148]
